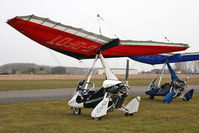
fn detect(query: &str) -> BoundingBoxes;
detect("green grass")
[0,94,199,133]
[0,80,78,91]
[0,78,199,91]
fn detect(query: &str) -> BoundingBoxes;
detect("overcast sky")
[0,0,199,71]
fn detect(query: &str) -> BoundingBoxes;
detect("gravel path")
[0,85,198,103]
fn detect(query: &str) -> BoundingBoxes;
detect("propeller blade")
[125,59,129,84]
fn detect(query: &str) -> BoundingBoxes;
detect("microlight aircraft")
[7,15,190,119]
[130,52,199,103]
[68,39,141,120]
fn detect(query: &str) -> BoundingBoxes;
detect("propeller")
[124,59,131,96]
[125,59,129,86]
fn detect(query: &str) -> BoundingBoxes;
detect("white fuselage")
[68,53,121,108]
[68,92,84,108]
[68,79,122,108]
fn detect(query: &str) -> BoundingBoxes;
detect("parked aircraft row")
[7,15,198,120]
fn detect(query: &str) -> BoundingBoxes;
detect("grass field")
[0,75,198,132]
[0,78,199,91]
[0,94,198,133]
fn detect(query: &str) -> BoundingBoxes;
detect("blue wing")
[130,52,199,65]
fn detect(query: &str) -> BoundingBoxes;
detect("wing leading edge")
[130,52,199,65]
[7,15,189,59]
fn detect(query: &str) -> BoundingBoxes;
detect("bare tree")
[192,61,199,73]
[174,61,199,74]
[174,62,188,73]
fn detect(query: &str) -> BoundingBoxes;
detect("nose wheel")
[73,108,81,115]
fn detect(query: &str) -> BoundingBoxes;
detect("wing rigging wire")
[76,14,123,81]
[48,50,62,66]
[97,14,102,36]
[96,14,118,74]
[96,14,120,58]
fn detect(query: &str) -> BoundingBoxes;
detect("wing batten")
[7,15,189,59]
[14,15,111,44]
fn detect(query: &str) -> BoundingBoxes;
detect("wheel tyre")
[183,98,187,102]
[149,95,154,100]
[125,113,133,116]
[93,117,102,120]
[164,102,169,104]
[129,113,134,116]
[73,108,81,115]
[125,113,129,116]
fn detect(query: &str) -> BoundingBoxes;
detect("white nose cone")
[68,93,84,108]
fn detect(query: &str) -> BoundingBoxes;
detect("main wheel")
[125,113,129,116]
[149,95,154,100]
[73,108,81,115]
[125,113,133,116]
[129,113,134,116]
[183,98,188,102]
[93,117,102,120]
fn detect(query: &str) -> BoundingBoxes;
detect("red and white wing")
[7,15,189,59]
